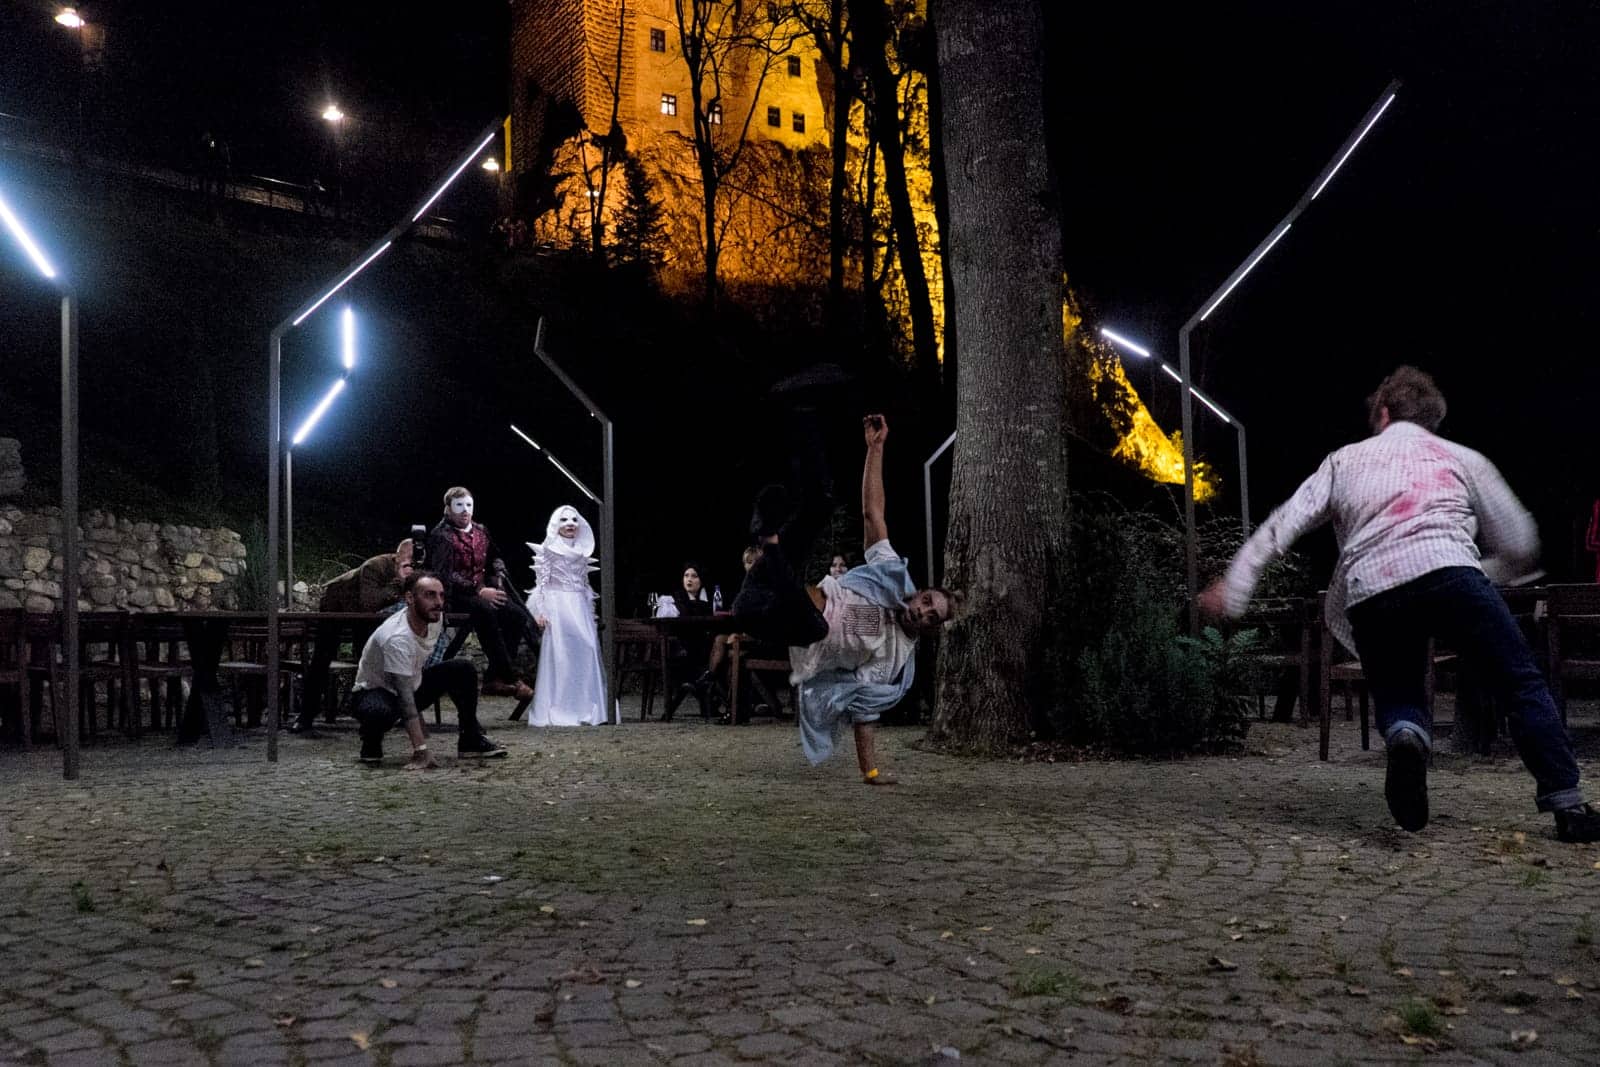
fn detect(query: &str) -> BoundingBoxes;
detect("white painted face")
[448,495,474,527]
[556,509,581,539]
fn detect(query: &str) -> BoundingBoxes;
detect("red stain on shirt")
[1388,495,1418,519]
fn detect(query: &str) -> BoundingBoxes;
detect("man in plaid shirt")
[1201,367,1600,843]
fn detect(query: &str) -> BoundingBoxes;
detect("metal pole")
[601,420,616,723]
[923,432,956,589]
[1237,423,1250,536]
[285,448,293,609]
[60,292,80,780]
[1178,329,1200,636]
[266,330,282,762]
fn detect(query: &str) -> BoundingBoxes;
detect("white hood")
[533,504,595,559]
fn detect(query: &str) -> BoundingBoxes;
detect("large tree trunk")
[850,0,939,382]
[930,0,1070,752]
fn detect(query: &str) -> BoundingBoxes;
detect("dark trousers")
[351,658,484,749]
[449,593,526,683]
[1347,566,1583,812]
[732,410,833,647]
[298,618,380,728]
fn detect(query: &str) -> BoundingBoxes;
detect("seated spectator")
[662,562,717,720]
[293,538,412,735]
[425,486,533,701]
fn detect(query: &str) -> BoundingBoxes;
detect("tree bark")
[930,0,1070,752]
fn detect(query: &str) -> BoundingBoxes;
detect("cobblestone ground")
[3,699,1600,1066]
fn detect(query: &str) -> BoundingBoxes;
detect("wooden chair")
[127,616,191,732]
[1546,583,1600,724]
[217,619,307,727]
[614,619,661,720]
[77,613,131,739]
[0,612,31,747]
[727,634,794,725]
[22,613,64,743]
[1229,597,1316,724]
[1317,595,1445,761]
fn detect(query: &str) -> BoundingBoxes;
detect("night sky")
[4,1,1600,577]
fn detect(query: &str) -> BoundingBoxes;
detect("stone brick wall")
[0,505,247,613]
[0,438,22,498]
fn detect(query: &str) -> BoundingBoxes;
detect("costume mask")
[449,496,474,524]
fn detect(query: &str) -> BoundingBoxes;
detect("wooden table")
[643,615,743,719]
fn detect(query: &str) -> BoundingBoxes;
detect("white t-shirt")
[789,539,916,686]
[353,609,441,694]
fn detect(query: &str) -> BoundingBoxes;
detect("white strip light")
[291,378,346,446]
[1312,92,1397,200]
[412,131,499,222]
[1159,364,1231,424]
[510,425,598,503]
[292,241,392,326]
[341,306,356,370]
[1099,327,1151,358]
[1200,223,1292,321]
[0,191,59,280]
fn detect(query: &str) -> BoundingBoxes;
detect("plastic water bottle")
[712,585,723,612]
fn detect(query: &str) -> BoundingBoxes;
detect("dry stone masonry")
[0,505,246,612]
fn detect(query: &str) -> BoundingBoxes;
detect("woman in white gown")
[526,505,605,726]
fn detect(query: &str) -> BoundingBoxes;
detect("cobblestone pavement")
[3,700,1600,1066]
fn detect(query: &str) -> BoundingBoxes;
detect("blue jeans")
[1347,566,1583,812]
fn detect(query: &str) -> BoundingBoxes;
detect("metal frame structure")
[1177,80,1400,633]
[265,117,503,761]
[0,187,80,779]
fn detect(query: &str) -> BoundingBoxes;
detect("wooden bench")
[1546,583,1600,723]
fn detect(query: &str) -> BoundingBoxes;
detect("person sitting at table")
[425,486,533,701]
[526,505,606,727]
[662,562,725,720]
[292,538,412,735]
[826,552,853,580]
[349,571,507,767]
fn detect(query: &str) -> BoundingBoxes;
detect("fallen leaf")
[482,875,503,884]
[1566,988,1584,1000]
[169,978,192,987]
[940,931,953,940]
[1224,917,1240,927]
[1346,986,1370,997]
[1503,1007,1524,1015]
[686,918,707,926]
[273,1015,295,1027]
[977,925,992,932]
[1442,1006,1468,1016]
[1437,969,1455,977]
[1500,969,1519,977]
[624,979,642,989]
[1555,975,1577,986]
[1229,933,1244,941]
[539,905,555,914]
[1024,948,1042,956]
[1509,1029,1537,1048]
[1208,957,1238,972]
[244,959,265,968]
[925,994,936,1005]
[349,1032,370,1051]
[378,978,398,989]
[1394,967,1414,977]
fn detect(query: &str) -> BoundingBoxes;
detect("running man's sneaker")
[1554,803,1600,843]
[1384,728,1429,832]
[458,735,509,759]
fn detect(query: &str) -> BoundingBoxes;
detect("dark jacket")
[318,553,403,614]
[426,518,507,604]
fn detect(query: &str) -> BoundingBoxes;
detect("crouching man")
[350,570,508,768]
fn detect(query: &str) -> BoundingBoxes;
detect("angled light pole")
[0,186,80,779]
[530,318,617,724]
[266,117,504,761]
[1100,326,1250,535]
[1178,80,1400,633]
[285,306,356,603]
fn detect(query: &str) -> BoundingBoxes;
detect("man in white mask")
[425,486,532,700]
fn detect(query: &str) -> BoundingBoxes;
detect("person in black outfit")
[424,487,532,700]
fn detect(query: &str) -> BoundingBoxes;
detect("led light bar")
[291,378,346,446]
[341,306,356,370]
[1312,92,1397,200]
[0,191,59,280]
[292,241,392,327]
[1099,327,1151,358]
[1200,223,1292,321]
[412,131,499,222]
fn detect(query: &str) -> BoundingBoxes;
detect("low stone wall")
[0,505,247,612]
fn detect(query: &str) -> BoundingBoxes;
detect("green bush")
[1050,496,1284,755]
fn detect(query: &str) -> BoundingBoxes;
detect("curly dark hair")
[1367,365,1447,432]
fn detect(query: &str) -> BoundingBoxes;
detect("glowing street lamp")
[1101,326,1250,535]
[481,157,500,173]
[1175,79,1400,633]
[55,7,84,28]
[0,186,81,780]
[264,118,505,761]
